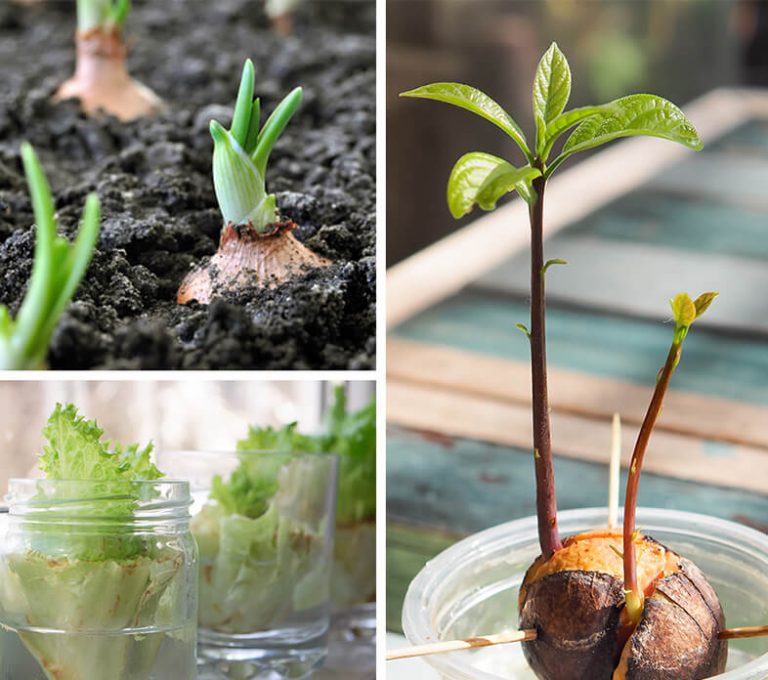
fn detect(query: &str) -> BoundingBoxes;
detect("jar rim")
[5,478,192,519]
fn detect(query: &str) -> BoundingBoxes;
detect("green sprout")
[77,0,130,33]
[0,144,100,370]
[401,42,702,560]
[211,59,302,232]
[622,292,717,624]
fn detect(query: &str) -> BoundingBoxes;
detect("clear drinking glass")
[161,450,338,680]
[331,519,376,634]
[402,507,768,680]
[0,478,198,680]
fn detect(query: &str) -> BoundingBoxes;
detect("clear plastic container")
[160,450,338,680]
[0,478,198,680]
[403,507,768,680]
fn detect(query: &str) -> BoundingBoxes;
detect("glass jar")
[0,478,198,680]
[402,507,768,680]
[160,450,338,680]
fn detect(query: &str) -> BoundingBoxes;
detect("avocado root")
[518,530,726,680]
[54,27,162,121]
[176,220,331,305]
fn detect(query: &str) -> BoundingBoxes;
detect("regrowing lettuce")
[0,404,193,680]
[194,385,376,626]
[234,386,376,524]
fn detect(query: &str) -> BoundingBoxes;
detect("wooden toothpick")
[608,412,621,530]
[386,629,537,661]
[719,625,768,640]
[386,625,768,661]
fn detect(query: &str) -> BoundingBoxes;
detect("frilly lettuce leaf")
[30,403,163,562]
[39,403,161,482]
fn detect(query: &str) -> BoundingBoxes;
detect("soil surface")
[0,0,375,369]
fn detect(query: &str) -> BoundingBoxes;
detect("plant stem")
[529,173,562,559]
[623,340,681,622]
[77,0,110,32]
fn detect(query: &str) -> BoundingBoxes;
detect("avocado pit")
[518,530,727,680]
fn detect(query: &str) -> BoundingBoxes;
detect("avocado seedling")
[0,144,100,370]
[54,0,162,121]
[401,44,732,679]
[178,59,330,305]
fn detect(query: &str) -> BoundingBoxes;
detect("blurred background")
[388,0,768,264]
[0,380,374,492]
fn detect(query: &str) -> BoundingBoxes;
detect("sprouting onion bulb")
[177,60,330,305]
[55,0,162,121]
[0,144,100,370]
[210,59,302,233]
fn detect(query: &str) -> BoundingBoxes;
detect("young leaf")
[694,291,718,318]
[541,258,567,276]
[447,152,541,218]
[548,94,702,176]
[400,83,532,162]
[231,60,255,149]
[252,86,303,178]
[533,43,571,156]
[670,291,717,344]
[541,105,608,159]
[671,292,697,329]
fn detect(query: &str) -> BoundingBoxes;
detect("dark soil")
[0,0,375,369]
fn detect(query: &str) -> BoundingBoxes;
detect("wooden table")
[387,88,768,634]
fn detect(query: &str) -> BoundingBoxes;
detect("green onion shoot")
[54,0,162,121]
[265,0,303,35]
[177,59,330,305]
[0,144,100,370]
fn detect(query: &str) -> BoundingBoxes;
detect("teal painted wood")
[387,426,768,536]
[650,152,768,207]
[709,119,768,155]
[561,191,768,261]
[394,290,768,405]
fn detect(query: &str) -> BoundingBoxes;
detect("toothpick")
[608,413,621,530]
[719,625,768,640]
[386,629,537,661]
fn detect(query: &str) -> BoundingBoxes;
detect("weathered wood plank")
[477,236,768,335]
[387,380,768,494]
[650,152,768,209]
[387,522,458,633]
[710,119,768,155]
[393,290,768,405]
[388,338,768,450]
[557,189,768,261]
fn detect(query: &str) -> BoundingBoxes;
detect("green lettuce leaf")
[217,386,376,524]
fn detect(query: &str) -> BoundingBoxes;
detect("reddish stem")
[529,175,562,559]
[623,342,681,607]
